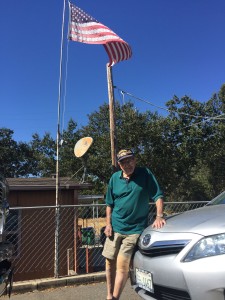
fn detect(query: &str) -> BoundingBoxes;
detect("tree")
[199,86,225,197]
[0,128,36,177]
[79,102,155,182]
[59,119,83,178]
[2,84,225,202]
[30,132,56,177]
[30,120,88,182]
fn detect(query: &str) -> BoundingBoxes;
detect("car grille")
[136,285,191,300]
[139,240,190,257]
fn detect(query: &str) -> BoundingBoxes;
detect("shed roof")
[7,177,92,191]
[78,194,104,204]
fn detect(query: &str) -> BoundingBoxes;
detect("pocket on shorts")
[102,233,121,260]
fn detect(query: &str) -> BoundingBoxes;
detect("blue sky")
[1,0,225,142]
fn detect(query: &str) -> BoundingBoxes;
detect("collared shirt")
[105,167,163,234]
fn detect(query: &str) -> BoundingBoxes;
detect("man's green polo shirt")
[105,167,163,234]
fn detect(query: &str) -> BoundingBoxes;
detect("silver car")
[130,191,225,300]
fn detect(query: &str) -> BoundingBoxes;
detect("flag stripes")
[69,2,132,66]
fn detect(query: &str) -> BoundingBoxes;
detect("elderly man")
[102,149,166,300]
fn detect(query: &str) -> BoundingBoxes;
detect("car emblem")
[142,234,151,246]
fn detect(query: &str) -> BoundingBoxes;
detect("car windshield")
[207,190,225,206]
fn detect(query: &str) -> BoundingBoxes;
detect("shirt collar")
[119,168,137,179]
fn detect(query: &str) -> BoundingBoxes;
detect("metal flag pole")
[55,0,67,278]
[106,63,117,173]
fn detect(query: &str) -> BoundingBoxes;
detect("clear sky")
[1,0,225,142]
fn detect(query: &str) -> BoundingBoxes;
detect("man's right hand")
[104,224,112,237]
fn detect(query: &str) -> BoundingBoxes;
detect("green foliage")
[0,128,36,177]
[2,84,225,202]
[59,119,82,177]
[30,132,56,177]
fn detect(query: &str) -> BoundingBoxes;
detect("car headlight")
[184,233,225,262]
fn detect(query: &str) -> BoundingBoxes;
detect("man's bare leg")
[112,254,130,300]
[106,258,116,299]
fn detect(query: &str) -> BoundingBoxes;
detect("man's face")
[118,157,136,176]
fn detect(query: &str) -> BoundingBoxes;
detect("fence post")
[54,206,60,278]
[86,247,93,273]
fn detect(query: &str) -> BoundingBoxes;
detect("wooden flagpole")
[106,63,117,173]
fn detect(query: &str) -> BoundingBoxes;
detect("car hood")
[152,204,225,236]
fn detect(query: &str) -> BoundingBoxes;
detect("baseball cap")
[117,149,134,162]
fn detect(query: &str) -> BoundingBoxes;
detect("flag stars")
[69,2,132,66]
[71,6,97,23]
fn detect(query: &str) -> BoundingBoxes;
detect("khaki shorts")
[102,232,140,260]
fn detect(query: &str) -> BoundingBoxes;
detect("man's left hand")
[152,217,166,229]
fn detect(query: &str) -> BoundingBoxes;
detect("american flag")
[68,2,132,66]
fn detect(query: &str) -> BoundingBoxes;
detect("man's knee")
[116,255,130,273]
[106,258,116,271]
